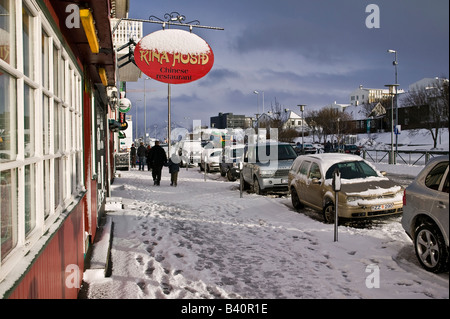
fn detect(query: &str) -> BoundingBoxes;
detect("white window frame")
[0,0,84,281]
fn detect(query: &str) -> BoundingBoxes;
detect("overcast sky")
[124,0,449,137]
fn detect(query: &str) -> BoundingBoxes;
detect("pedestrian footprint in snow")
[168,154,180,187]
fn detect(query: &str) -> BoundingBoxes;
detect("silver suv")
[242,142,297,194]
[401,155,449,273]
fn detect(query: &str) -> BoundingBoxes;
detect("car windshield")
[255,144,297,161]
[232,148,244,158]
[325,161,378,179]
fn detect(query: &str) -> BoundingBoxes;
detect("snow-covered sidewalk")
[83,167,448,299]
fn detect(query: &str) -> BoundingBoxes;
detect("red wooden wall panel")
[7,199,85,299]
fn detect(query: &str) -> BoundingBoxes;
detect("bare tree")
[311,107,354,143]
[259,98,297,142]
[403,77,449,148]
[305,110,323,143]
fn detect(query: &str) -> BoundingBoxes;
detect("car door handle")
[437,201,447,209]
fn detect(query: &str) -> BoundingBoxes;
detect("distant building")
[409,77,449,91]
[257,109,307,130]
[111,15,143,82]
[349,85,404,106]
[210,113,248,129]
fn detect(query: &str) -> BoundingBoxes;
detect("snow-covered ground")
[356,128,449,151]
[83,163,448,300]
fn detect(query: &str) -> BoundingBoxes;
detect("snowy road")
[83,167,448,300]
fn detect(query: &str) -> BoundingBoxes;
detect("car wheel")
[323,202,335,224]
[291,188,303,210]
[227,169,236,182]
[253,177,263,195]
[414,223,449,273]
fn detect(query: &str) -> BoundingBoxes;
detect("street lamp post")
[337,118,340,152]
[144,77,150,144]
[136,99,142,141]
[184,117,190,131]
[385,84,399,164]
[387,49,398,164]
[298,104,306,153]
[254,90,265,114]
[253,91,260,130]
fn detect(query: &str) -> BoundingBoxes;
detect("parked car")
[219,144,245,181]
[242,142,297,194]
[288,153,404,223]
[344,144,361,156]
[200,148,222,173]
[176,139,202,167]
[401,156,449,273]
[313,143,324,153]
[294,143,316,155]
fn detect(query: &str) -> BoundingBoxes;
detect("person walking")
[325,141,332,153]
[145,145,152,171]
[130,144,136,169]
[137,142,147,171]
[168,153,180,186]
[148,140,167,185]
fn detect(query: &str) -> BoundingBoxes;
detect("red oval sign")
[134,29,214,84]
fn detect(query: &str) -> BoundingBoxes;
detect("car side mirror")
[380,171,387,176]
[312,178,321,185]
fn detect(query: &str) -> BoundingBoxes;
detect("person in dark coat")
[168,154,180,186]
[130,144,136,168]
[148,140,167,185]
[325,141,332,153]
[137,142,147,171]
[145,145,152,171]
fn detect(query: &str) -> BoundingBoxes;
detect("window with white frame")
[0,0,84,277]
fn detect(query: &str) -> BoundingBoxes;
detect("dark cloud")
[127,0,449,134]
[199,68,241,87]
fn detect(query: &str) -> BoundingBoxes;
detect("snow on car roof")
[302,153,363,166]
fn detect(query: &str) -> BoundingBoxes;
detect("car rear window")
[325,161,378,179]
[425,161,449,191]
[442,172,449,193]
[309,163,321,179]
[299,161,311,176]
[255,144,297,161]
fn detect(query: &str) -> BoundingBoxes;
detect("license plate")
[371,203,394,211]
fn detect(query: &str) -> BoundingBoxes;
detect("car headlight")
[347,196,364,203]
[260,170,274,177]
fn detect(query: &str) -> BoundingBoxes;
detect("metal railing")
[362,149,449,166]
